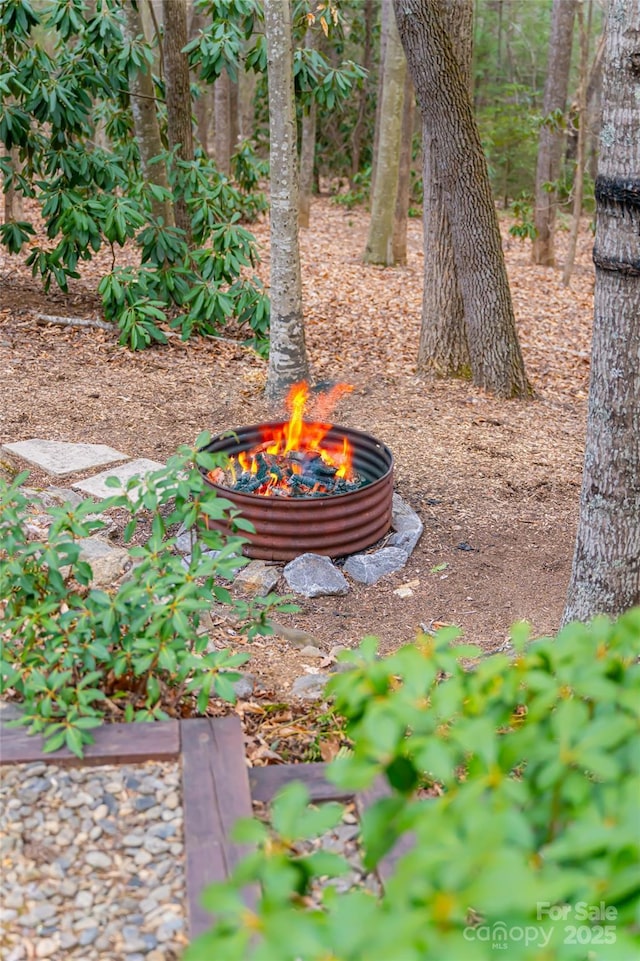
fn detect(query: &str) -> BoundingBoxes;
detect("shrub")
[0,435,294,757]
[185,613,640,961]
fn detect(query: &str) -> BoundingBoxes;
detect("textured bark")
[563,0,640,624]
[391,72,415,265]
[264,0,310,400]
[3,147,24,222]
[364,10,406,265]
[122,2,172,225]
[533,0,577,266]
[238,56,257,140]
[163,0,193,239]
[395,0,531,397]
[418,0,472,378]
[214,71,232,175]
[299,22,317,229]
[350,0,374,186]
[371,0,390,200]
[188,5,211,155]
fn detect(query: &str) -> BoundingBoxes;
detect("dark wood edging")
[0,714,411,941]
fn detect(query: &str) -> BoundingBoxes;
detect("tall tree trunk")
[299,22,317,229]
[532,0,577,266]
[391,72,415,265]
[264,0,310,400]
[188,4,211,155]
[562,0,591,288]
[350,0,374,186]
[563,0,640,624]
[3,146,24,223]
[371,0,390,200]
[214,71,232,175]
[163,0,193,239]
[395,0,531,398]
[363,9,406,265]
[122,1,173,225]
[238,55,257,140]
[418,0,472,379]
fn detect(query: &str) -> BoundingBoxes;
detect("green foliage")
[0,0,269,350]
[0,437,293,758]
[185,613,640,961]
[509,194,537,241]
[477,84,540,206]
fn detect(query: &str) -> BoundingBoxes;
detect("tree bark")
[299,22,317,229]
[163,0,193,239]
[363,9,406,265]
[264,0,310,400]
[350,0,374,186]
[122,1,173,226]
[418,0,472,379]
[371,0,390,200]
[563,0,640,624]
[532,0,577,266]
[395,0,531,398]
[391,71,415,265]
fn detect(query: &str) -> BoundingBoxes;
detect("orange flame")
[218,381,356,496]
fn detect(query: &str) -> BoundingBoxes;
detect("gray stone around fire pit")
[343,546,409,585]
[387,493,424,554]
[2,439,129,476]
[73,458,164,499]
[77,536,132,589]
[283,553,349,598]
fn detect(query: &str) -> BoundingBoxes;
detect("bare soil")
[0,197,593,704]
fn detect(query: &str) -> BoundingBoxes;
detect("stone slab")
[2,440,129,477]
[72,458,165,499]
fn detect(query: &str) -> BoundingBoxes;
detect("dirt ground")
[0,196,593,701]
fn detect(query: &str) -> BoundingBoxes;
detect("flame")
[212,381,356,497]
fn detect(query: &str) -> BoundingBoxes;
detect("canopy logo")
[463,904,618,950]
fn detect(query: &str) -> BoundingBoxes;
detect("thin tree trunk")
[188,4,211,155]
[350,0,374,186]
[562,0,591,287]
[214,71,232,175]
[229,76,240,154]
[264,0,310,399]
[299,22,317,229]
[238,55,257,140]
[163,0,193,239]
[3,147,24,222]
[563,0,640,624]
[418,0,472,378]
[364,9,406,265]
[122,2,173,225]
[371,0,390,201]
[391,72,415,265]
[532,0,577,266]
[395,0,531,397]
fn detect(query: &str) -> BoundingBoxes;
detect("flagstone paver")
[2,439,129,476]
[73,458,165,499]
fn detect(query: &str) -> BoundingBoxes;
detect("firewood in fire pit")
[209,447,367,497]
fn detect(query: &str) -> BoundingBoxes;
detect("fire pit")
[200,383,393,561]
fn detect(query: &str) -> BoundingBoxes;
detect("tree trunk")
[562,0,591,288]
[264,0,310,400]
[3,147,24,223]
[395,0,531,398]
[563,0,640,624]
[238,55,257,140]
[214,70,232,175]
[532,0,577,266]
[418,0,472,379]
[188,4,211,155]
[350,0,374,186]
[299,23,317,229]
[163,0,193,239]
[363,9,406,265]
[391,71,415,265]
[371,0,390,200]
[122,1,173,225]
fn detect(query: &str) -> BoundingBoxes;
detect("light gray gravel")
[0,761,187,961]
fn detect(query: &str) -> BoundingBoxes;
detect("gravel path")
[0,761,187,961]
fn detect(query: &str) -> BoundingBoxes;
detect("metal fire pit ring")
[200,422,394,561]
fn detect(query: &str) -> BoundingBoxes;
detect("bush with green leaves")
[185,613,640,961]
[0,0,269,352]
[0,435,295,758]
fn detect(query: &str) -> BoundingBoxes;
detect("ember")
[208,381,365,497]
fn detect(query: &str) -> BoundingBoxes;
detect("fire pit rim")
[198,420,394,501]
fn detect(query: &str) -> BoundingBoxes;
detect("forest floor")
[0,195,594,727]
